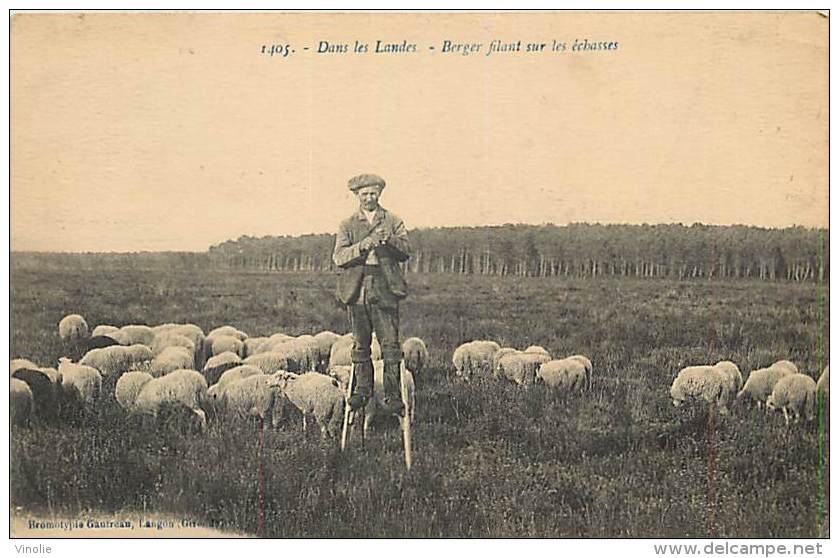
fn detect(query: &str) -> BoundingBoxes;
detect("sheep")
[109,325,155,347]
[328,364,352,391]
[267,371,344,438]
[770,360,798,375]
[115,371,154,412]
[536,358,588,392]
[269,339,317,373]
[59,314,89,344]
[81,344,153,378]
[150,346,194,377]
[57,358,102,414]
[736,366,794,409]
[151,323,206,370]
[566,355,594,389]
[151,331,195,358]
[123,369,208,430]
[313,331,342,372]
[491,348,519,377]
[524,345,552,359]
[206,334,245,359]
[496,351,550,386]
[452,340,501,380]
[817,365,829,399]
[243,337,272,358]
[10,358,39,376]
[244,351,292,374]
[713,360,743,401]
[91,325,119,337]
[268,332,294,344]
[11,378,34,427]
[670,365,731,413]
[216,364,264,388]
[362,360,416,433]
[202,351,244,385]
[216,374,285,426]
[767,373,818,425]
[328,334,382,368]
[11,367,59,421]
[208,325,248,341]
[402,337,429,377]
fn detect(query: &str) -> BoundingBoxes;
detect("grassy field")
[9,267,830,538]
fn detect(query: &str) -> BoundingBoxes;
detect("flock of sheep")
[10,314,429,439]
[9,314,830,443]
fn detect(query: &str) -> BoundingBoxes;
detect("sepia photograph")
[7,8,831,542]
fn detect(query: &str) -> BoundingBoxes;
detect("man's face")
[356,185,382,211]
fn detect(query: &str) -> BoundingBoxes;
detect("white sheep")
[244,351,293,374]
[770,360,798,375]
[452,340,501,380]
[713,360,743,401]
[123,369,208,429]
[115,371,154,412]
[208,325,248,341]
[207,334,245,359]
[202,351,243,385]
[216,364,264,388]
[216,374,284,426]
[91,325,119,337]
[268,339,317,372]
[566,355,594,389]
[267,371,344,438]
[151,323,206,369]
[313,331,342,371]
[492,347,520,378]
[496,351,550,386]
[150,346,194,377]
[736,366,794,409]
[817,365,829,399]
[57,357,102,413]
[536,358,588,392]
[328,334,382,368]
[10,358,39,376]
[151,331,195,358]
[328,364,352,391]
[80,344,153,377]
[59,314,89,344]
[671,365,731,413]
[766,373,817,425]
[109,325,155,347]
[243,337,272,358]
[524,345,552,359]
[268,333,294,344]
[11,378,34,426]
[402,337,429,376]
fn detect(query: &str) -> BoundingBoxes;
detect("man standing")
[333,173,411,415]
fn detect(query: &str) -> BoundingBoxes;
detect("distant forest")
[14,223,825,283]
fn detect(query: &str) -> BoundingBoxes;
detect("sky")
[10,11,828,252]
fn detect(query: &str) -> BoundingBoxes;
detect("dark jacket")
[333,207,411,307]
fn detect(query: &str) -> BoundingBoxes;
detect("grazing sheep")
[244,351,294,374]
[11,367,59,421]
[152,323,206,369]
[208,325,248,341]
[313,331,342,372]
[216,365,264,388]
[59,314,89,344]
[202,351,243,385]
[115,371,154,412]
[363,360,416,433]
[452,340,501,380]
[267,371,344,438]
[328,334,382,368]
[109,325,155,347]
[566,355,594,389]
[125,369,208,429]
[91,325,119,337]
[736,366,794,409]
[268,332,294,344]
[713,360,743,401]
[243,337,272,358]
[496,351,550,386]
[524,345,552,359]
[767,373,818,425]
[57,358,102,414]
[536,358,588,392]
[151,331,195,358]
[770,360,798,375]
[817,365,829,399]
[81,344,153,378]
[217,374,285,426]
[269,339,317,373]
[150,346,194,377]
[207,334,245,359]
[10,358,39,376]
[671,365,731,413]
[402,337,429,377]
[11,378,34,427]
[328,364,352,391]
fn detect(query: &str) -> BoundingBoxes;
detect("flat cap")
[348,173,386,192]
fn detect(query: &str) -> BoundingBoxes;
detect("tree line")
[11,223,828,282]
